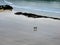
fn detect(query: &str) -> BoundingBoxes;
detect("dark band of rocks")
[15,12,60,20]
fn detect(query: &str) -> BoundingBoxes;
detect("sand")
[0,10,60,45]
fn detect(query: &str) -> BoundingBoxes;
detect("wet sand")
[0,10,60,45]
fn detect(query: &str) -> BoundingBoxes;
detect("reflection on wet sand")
[15,12,60,20]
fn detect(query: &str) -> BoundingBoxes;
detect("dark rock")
[0,5,13,11]
[14,12,60,20]
[0,5,3,9]
[15,12,43,18]
[15,12,22,15]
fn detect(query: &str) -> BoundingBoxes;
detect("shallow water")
[1,0,60,17]
[0,11,60,45]
[0,0,60,13]
[4,0,60,12]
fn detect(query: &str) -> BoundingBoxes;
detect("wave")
[11,5,60,13]
[4,0,60,13]
[4,0,13,5]
[3,0,60,2]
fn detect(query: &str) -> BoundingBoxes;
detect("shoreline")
[0,10,60,45]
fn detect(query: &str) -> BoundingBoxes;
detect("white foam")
[4,0,13,4]
[3,0,60,13]
[11,4,60,13]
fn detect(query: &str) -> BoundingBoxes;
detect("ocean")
[1,0,60,14]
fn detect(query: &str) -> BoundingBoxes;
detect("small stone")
[33,26,37,31]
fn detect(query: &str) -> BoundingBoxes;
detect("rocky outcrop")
[0,5,13,11]
[15,12,60,20]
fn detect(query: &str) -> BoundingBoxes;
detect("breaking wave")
[3,0,60,13]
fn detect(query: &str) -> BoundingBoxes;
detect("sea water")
[0,0,60,17]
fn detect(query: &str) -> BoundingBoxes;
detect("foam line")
[4,0,60,13]
[4,0,13,4]
[12,5,60,13]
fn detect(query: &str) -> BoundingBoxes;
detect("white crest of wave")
[4,0,13,4]
[12,5,60,13]
[3,0,60,13]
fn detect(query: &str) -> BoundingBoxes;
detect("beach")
[0,0,60,45]
[0,10,60,45]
